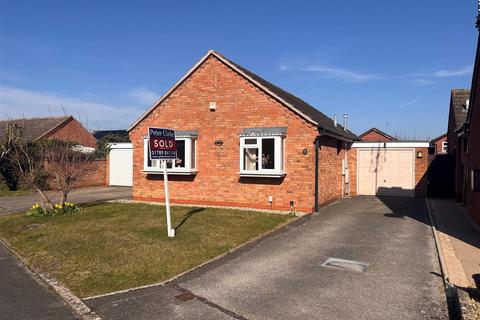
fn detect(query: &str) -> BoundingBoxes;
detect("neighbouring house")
[0,116,105,189]
[431,133,448,154]
[459,19,480,224]
[446,89,470,203]
[0,115,97,148]
[127,50,429,213]
[359,127,397,142]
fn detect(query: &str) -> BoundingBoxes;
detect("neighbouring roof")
[129,50,358,141]
[430,133,447,143]
[450,89,470,130]
[0,116,72,141]
[358,127,397,141]
[93,129,129,141]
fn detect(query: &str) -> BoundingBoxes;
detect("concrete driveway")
[87,196,447,320]
[0,186,131,215]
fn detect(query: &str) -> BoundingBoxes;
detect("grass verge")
[0,202,293,298]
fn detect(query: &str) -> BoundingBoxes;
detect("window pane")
[191,140,196,169]
[243,148,258,170]
[244,138,257,144]
[262,138,275,169]
[175,140,186,168]
[159,160,173,169]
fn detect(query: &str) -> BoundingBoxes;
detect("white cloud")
[396,99,418,110]
[432,65,472,78]
[127,86,160,105]
[412,78,435,86]
[0,86,145,130]
[280,62,472,84]
[300,65,382,83]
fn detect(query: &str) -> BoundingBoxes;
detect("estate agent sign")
[149,128,177,160]
[148,127,176,238]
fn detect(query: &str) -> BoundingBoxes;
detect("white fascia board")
[108,143,133,149]
[352,142,430,148]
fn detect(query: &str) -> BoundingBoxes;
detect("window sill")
[238,172,286,178]
[142,169,198,175]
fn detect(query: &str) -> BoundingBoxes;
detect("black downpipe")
[314,137,320,212]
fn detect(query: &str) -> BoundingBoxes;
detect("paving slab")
[0,244,79,320]
[429,198,480,288]
[87,196,447,320]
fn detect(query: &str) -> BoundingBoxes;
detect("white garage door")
[109,144,133,186]
[357,148,414,197]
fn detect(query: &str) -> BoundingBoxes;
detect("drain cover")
[321,258,368,273]
[175,292,196,301]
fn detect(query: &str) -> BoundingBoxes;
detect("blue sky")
[0,0,478,139]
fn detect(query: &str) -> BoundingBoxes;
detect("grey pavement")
[0,244,79,320]
[0,186,131,215]
[86,196,448,320]
[429,198,480,288]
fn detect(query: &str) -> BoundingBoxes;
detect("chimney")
[343,114,348,131]
[333,115,337,127]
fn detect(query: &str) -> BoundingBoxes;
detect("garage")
[353,142,429,197]
[108,143,133,186]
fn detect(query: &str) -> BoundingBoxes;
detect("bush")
[26,202,81,217]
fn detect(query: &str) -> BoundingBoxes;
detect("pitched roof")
[0,116,72,141]
[430,132,447,143]
[358,127,397,141]
[129,50,358,141]
[450,89,470,130]
[93,129,129,141]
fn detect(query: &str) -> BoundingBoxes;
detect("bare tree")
[1,122,23,161]
[3,122,96,211]
[44,140,96,206]
[5,133,54,211]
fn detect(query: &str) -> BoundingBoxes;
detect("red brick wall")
[48,160,107,190]
[433,136,447,154]
[129,55,346,213]
[75,160,107,188]
[414,147,428,198]
[361,131,393,142]
[317,137,344,206]
[46,118,97,148]
[466,86,480,224]
[348,147,357,196]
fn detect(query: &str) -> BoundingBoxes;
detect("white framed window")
[143,137,197,175]
[441,141,448,153]
[239,136,284,177]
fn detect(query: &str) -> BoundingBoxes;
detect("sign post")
[148,127,177,237]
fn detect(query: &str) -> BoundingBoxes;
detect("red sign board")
[149,127,177,160]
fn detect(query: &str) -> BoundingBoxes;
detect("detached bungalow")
[128,50,357,213]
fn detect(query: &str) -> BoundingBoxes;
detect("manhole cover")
[321,258,368,273]
[175,292,196,301]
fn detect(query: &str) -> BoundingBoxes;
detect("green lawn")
[0,189,32,197]
[0,203,293,298]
